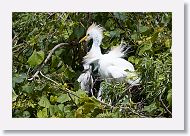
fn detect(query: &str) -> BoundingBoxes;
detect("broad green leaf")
[27,50,45,67]
[113,13,127,21]
[13,73,27,84]
[139,26,149,33]
[138,43,152,56]
[131,33,138,40]
[128,56,135,63]
[75,106,83,118]
[135,58,140,65]
[109,28,123,38]
[22,111,31,118]
[58,104,64,112]
[22,83,34,93]
[49,105,60,116]
[82,103,95,114]
[57,94,71,104]
[75,89,88,97]
[38,96,51,108]
[143,102,157,113]
[37,108,48,118]
[74,26,85,39]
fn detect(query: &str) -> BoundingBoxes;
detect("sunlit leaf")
[57,94,71,104]
[27,50,44,67]
[38,96,51,108]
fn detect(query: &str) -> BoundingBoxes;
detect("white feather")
[77,66,93,93]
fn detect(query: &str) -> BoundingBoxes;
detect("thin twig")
[159,92,172,116]
[28,43,69,81]
[39,71,79,98]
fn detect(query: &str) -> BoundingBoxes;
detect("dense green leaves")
[12,12,172,118]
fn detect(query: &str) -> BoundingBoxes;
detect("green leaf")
[27,50,45,67]
[138,43,152,56]
[57,94,71,104]
[38,96,51,108]
[50,95,58,104]
[22,83,34,93]
[113,13,127,21]
[12,91,18,102]
[75,89,88,97]
[109,28,123,38]
[49,105,60,116]
[128,56,135,63]
[165,39,172,48]
[13,73,27,84]
[143,102,157,113]
[37,108,48,118]
[167,89,172,107]
[63,66,75,79]
[22,111,31,118]
[74,26,85,39]
[131,33,138,40]
[82,103,95,114]
[139,26,149,33]
[58,104,64,112]
[51,55,61,68]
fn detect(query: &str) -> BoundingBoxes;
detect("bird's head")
[79,23,104,44]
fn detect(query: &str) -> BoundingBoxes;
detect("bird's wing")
[106,66,127,79]
[111,58,135,71]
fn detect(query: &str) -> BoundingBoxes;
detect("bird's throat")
[93,38,102,47]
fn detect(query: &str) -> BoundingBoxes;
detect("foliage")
[12,12,172,118]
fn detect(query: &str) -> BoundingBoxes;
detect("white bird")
[79,23,140,85]
[77,64,94,95]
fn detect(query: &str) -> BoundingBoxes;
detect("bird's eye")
[87,34,90,36]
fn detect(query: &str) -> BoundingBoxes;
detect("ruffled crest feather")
[87,22,104,33]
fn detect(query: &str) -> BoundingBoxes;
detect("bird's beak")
[79,35,88,43]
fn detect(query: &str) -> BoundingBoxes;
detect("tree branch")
[28,43,69,81]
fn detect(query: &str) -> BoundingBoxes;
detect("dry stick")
[28,43,69,81]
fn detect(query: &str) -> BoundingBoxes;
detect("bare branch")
[28,43,69,81]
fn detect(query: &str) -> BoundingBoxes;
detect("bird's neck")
[93,37,102,47]
[90,38,102,55]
